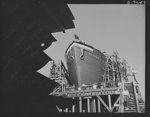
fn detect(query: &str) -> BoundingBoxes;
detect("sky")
[38,4,145,100]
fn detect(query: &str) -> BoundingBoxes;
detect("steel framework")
[49,52,145,113]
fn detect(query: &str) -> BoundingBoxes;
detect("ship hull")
[65,41,106,88]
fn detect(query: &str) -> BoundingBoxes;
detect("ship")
[65,41,106,89]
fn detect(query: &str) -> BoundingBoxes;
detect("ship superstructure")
[50,41,145,113]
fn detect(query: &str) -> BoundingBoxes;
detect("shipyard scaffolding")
[49,52,145,113]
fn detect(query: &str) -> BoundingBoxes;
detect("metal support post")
[72,97,75,113]
[112,57,116,86]
[72,105,75,113]
[87,98,90,113]
[108,95,112,110]
[79,97,82,113]
[97,98,101,112]
[93,98,96,113]
[65,108,68,112]
[133,83,140,112]
[119,79,124,113]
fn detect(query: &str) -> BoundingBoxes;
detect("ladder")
[124,98,137,113]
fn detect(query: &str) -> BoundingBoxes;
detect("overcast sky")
[38,4,145,100]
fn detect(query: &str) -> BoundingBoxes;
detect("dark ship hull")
[65,41,106,88]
